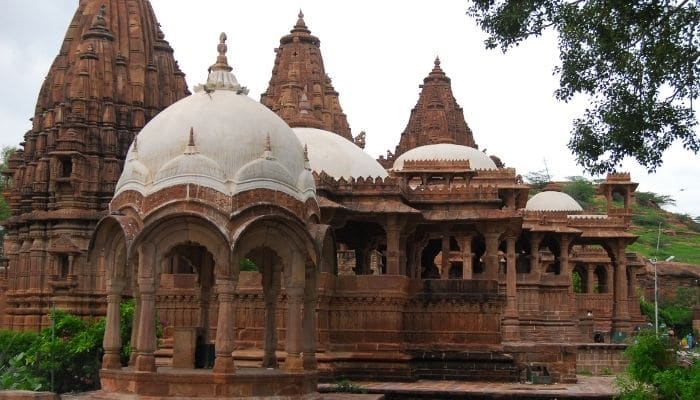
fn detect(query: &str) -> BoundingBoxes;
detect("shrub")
[562,176,595,209]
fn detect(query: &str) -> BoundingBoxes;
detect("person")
[687,333,694,350]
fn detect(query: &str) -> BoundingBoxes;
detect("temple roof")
[260,11,354,141]
[392,57,477,158]
[116,34,315,203]
[4,0,189,218]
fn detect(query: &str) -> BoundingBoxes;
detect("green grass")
[626,203,700,265]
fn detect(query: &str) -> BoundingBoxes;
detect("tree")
[467,1,700,174]
[561,176,596,209]
[524,169,550,192]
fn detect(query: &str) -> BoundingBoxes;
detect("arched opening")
[516,235,531,274]
[335,221,386,275]
[471,235,486,274]
[572,265,587,293]
[539,235,561,275]
[420,238,442,279]
[594,265,608,293]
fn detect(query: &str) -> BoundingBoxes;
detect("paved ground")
[52,376,616,399]
[319,376,616,399]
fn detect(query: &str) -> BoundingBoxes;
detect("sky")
[1,0,698,217]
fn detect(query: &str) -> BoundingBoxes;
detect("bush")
[617,331,700,400]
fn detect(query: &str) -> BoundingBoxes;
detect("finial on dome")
[303,144,311,170]
[429,55,446,77]
[292,9,310,33]
[184,127,198,154]
[262,133,276,160]
[210,32,232,73]
[195,32,249,94]
[434,56,440,66]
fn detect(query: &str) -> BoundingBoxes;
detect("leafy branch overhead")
[468,0,700,174]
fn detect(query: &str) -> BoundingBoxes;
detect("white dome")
[115,55,315,202]
[293,127,388,179]
[392,143,497,171]
[525,191,583,212]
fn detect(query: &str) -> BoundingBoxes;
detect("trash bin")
[526,363,552,384]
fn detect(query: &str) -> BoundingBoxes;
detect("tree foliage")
[617,331,700,399]
[524,169,551,192]
[561,175,596,209]
[0,300,136,393]
[467,1,700,174]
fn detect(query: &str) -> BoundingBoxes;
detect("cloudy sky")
[1,0,698,217]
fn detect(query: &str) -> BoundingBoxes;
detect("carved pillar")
[134,244,156,372]
[560,236,571,278]
[302,263,318,370]
[441,228,450,279]
[284,283,304,371]
[213,278,237,373]
[460,235,473,280]
[587,264,595,294]
[484,232,500,280]
[503,235,519,340]
[102,279,125,370]
[129,290,141,366]
[612,241,630,334]
[262,266,280,369]
[529,233,542,278]
[385,216,401,275]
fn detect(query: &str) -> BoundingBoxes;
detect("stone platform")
[97,367,318,399]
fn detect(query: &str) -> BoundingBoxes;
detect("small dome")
[293,127,388,179]
[392,143,497,171]
[525,191,583,212]
[115,34,315,203]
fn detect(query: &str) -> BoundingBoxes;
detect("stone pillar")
[134,279,156,372]
[134,244,156,372]
[460,235,473,280]
[129,289,141,366]
[502,235,519,340]
[284,283,304,371]
[612,242,630,334]
[385,217,401,275]
[441,229,450,279]
[262,267,280,369]
[505,236,518,318]
[484,232,500,280]
[102,280,125,370]
[560,236,571,278]
[587,265,595,294]
[302,264,318,370]
[529,234,542,278]
[213,278,237,374]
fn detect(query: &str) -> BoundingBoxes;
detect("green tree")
[524,169,550,193]
[561,176,596,209]
[467,1,700,174]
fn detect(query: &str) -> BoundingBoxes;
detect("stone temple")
[0,1,645,398]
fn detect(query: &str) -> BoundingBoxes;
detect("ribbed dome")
[525,191,583,212]
[115,34,315,202]
[293,127,388,179]
[392,143,497,171]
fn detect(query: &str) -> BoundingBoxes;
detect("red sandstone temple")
[0,1,646,398]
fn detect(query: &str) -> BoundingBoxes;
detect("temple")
[0,2,646,398]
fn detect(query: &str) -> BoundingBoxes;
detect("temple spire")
[390,58,477,159]
[261,11,354,141]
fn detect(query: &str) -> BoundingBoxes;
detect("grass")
[625,202,700,265]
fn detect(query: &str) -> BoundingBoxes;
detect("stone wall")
[576,344,628,375]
